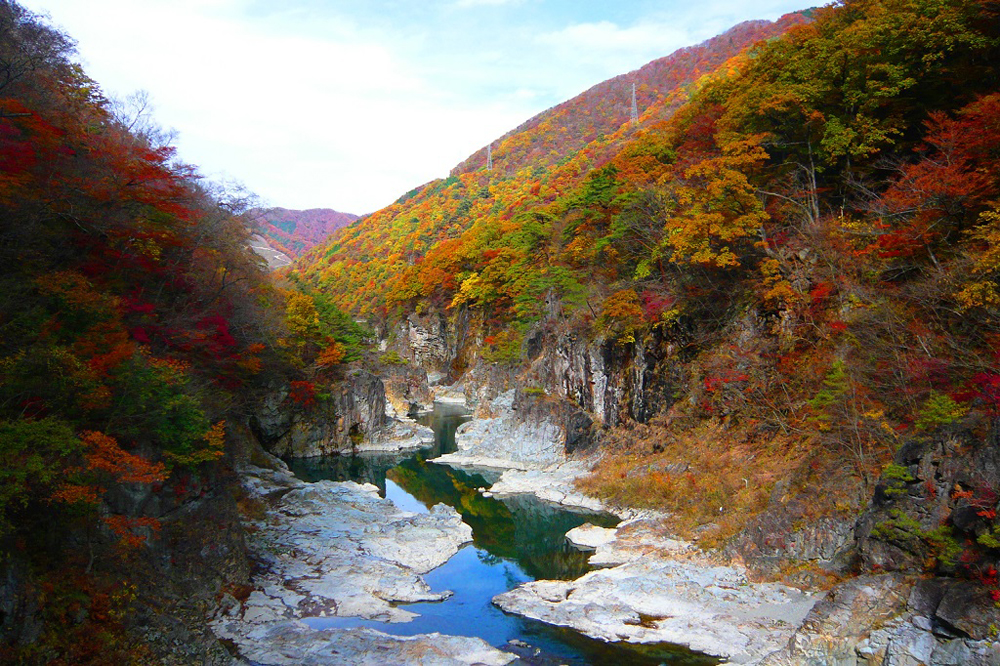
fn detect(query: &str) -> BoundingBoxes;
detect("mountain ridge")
[254,206,359,259]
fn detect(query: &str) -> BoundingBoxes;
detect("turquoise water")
[290,404,718,665]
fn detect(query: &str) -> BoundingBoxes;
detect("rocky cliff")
[251,370,388,458]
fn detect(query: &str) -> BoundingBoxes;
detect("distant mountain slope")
[450,13,810,179]
[295,11,811,317]
[249,234,293,270]
[254,207,359,258]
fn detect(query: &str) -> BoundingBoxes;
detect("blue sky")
[21,0,809,214]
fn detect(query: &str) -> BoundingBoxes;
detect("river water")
[290,403,718,666]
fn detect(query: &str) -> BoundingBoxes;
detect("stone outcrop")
[493,514,819,665]
[252,370,387,458]
[483,460,613,514]
[251,370,436,458]
[724,493,857,581]
[214,623,514,666]
[382,311,473,377]
[856,417,1000,576]
[433,385,599,470]
[380,362,434,418]
[758,575,1000,666]
[521,325,671,428]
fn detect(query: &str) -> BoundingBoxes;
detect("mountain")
[253,206,359,258]
[249,233,293,269]
[450,13,811,179]
[295,11,812,317]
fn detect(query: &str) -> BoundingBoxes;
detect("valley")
[2,0,1000,664]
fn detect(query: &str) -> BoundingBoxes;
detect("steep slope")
[0,4,362,662]
[451,13,811,178]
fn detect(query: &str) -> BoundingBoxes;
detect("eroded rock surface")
[494,553,816,664]
[381,362,434,418]
[485,461,610,514]
[359,418,434,453]
[757,574,1000,666]
[214,622,514,666]
[253,371,387,458]
[433,386,601,475]
[211,462,518,665]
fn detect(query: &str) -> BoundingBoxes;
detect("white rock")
[359,418,434,452]
[566,523,618,550]
[212,621,516,666]
[432,387,468,405]
[214,469,481,661]
[494,558,818,664]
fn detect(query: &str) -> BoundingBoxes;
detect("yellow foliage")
[759,257,799,306]
[662,136,769,267]
[284,291,321,341]
[600,289,645,343]
[956,205,1000,309]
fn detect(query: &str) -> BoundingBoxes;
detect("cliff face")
[251,370,388,458]
[384,307,1000,656]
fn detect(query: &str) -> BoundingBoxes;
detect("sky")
[20,0,809,215]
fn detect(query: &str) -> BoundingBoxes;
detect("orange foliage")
[78,431,166,485]
[316,341,346,367]
[51,483,101,506]
[103,515,160,551]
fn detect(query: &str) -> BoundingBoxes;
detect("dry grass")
[578,413,808,546]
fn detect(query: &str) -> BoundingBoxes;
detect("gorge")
[2,0,1000,664]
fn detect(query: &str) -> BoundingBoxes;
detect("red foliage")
[639,290,676,322]
[704,369,750,392]
[971,373,1000,414]
[288,380,317,408]
[868,94,1000,259]
[197,314,238,352]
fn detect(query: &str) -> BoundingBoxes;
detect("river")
[289,403,718,666]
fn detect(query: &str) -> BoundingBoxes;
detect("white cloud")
[20,0,809,214]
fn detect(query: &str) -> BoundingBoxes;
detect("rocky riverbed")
[234,372,1000,666]
[431,413,820,664]
[211,459,515,665]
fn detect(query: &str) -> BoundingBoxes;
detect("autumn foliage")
[0,0,307,637]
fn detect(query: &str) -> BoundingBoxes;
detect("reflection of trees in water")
[290,407,620,579]
[288,451,409,495]
[496,494,618,580]
[283,406,718,666]
[387,458,618,580]
[477,550,503,566]
[388,459,519,557]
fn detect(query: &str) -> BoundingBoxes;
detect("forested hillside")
[295,0,1000,571]
[294,11,810,317]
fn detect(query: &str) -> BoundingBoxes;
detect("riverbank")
[430,403,1000,666]
[433,446,819,664]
